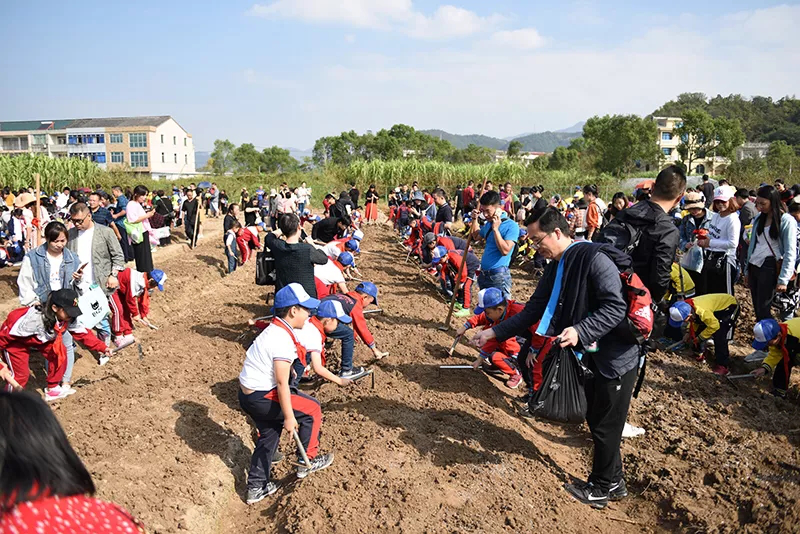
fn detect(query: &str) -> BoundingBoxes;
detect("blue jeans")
[326,322,355,373]
[477,267,512,300]
[62,330,75,384]
[298,202,306,214]
[226,249,237,274]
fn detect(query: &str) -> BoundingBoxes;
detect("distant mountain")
[503,131,535,141]
[286,147,313,162]
[422,129,579,153]
[556,121,585,133]
[421,130,507,150]
[195,151,210,169]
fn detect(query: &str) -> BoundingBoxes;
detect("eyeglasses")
[70,215,88,225]
[530,231,552,250]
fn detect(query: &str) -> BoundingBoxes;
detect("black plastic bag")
[255,249,276,286]
[528,346,592,424]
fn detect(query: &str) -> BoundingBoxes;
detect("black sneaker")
[565,481,609,509]
[609,479,628,501]
[296,452,334,479]
[340,366,368,380]
[246,481,279,504]
[272,450,284,464]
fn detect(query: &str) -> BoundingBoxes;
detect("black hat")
[50,288,81,318]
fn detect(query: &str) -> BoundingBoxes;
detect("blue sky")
[1,1,797,151]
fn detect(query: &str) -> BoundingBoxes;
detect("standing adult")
[733,187,757,270]
[224,204,241,235]
[678,191,711,290]
[296,182,310,214]
[744,185,797,321]
[182,188,200,248]
[474,207,639,509]
[348,184,360,208]
[364,184,379,225]
[700,175,714,208]
[87,192,114,228]
[697,186,740,295]
[453,185,464,220]
[432,188,453,232]
[470,190,520,299]
[266,213,330,298]
[17,221,83,389]
[126,186,155,273]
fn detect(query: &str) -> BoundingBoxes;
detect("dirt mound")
[16,219,799,533]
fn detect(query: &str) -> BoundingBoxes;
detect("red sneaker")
[506,372,523,389]
[694,352,705,362]
[712,365,730,376]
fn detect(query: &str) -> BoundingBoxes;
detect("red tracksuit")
[110,268,151,337]
[0,307,106,389]
[325,292,375,347]
[236,227,261,264]
[440,250,475,308]
[314,260,347,298]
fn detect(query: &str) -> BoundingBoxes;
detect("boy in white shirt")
[238,283,334,504]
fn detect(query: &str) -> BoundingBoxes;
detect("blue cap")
[149,269,167,291]
[316,300,352,324]
[355,281,378,306]
[474,288,505,315]
[274,283,320,310]
[752,319,780,350]
[346,239,359,252]
[338,251,354,267]
[668,301,692,328]
[431,245,447,264]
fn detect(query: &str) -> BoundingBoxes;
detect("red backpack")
[619,269,653,344]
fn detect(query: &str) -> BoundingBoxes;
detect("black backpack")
[255,248,276,286]
[597,217,643,256]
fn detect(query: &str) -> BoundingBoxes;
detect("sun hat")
[683,192,705,210]
[13,192,35,208]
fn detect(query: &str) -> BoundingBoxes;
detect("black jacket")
[611,200,679,302]
[265,233,328,297]
[492,243,639,379]
[311,217,342,243]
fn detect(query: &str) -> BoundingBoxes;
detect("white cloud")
[247,0,504,39]
[568,1,607,26]
[490,28,546,50]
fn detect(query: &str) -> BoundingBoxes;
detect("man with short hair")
[732,187,757,269]
[474,206,639,510]
[312,215,350,244]
[66,202,124,295]
[700,175,714,207]
[87,192,114,228]
[470,190,520,299]
[432,188,453,231]
[182,188,200,248]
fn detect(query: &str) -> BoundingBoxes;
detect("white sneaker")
[114,334,135,350]
[744,350,767,363]
[45,386,72,402]
[59,385,77,396]
[99,355,110,366]
[622,422,646,438]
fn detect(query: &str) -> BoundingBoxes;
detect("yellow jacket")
[668,263,695,299]
[688,293,738,340]
[763,318,800,373]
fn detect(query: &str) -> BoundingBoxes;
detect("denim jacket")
[745,212,798,286]
[678,210,711,250]
[25,245,80,305]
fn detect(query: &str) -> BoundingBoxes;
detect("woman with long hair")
[364,184,379,224]
[0,289,110,401]
[126,185,155,272]
[0,390,144,530]
[697,186,740,295]
[16,222,84,391]
[744,185,797,321]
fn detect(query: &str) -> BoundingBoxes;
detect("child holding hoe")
[238,284,334,504]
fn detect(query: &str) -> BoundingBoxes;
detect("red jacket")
[464,300,525,355]
[117,268,150,319]
[0,307,107,358]
[462,186,475,208]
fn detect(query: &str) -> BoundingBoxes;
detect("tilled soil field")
[8,218,800,533]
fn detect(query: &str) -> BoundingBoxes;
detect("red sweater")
[0,307,107,358]
[117,268,150,319]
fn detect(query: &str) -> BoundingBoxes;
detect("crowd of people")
[2,168,800,525]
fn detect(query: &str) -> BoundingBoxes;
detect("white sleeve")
[17,255,38,306]
[296,321,323,354]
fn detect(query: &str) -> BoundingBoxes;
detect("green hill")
[421,129,581,153]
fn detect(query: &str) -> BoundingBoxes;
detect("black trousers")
[701,254,736,296]
[585,363,638,491]
[132,231,154,272]
[238,387,321,490]
[704,304,738,367]
[186,219,199,248]
[117,224,134,262]
[773,355,796,394]
[748,257,778,321]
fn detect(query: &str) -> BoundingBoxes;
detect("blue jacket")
[678,210,711,251]
[745,212,798,286]
[26,244,80,304]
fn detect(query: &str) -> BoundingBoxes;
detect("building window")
[111,152,124,163]
[185,154,188,164]
[161,152,165,163]
[662,132,672,141]
[109,133,123,144]
[96,153,106,163]
[32,134,46,145]
[174,153,177,163]
[160,134,164,143]
[184,137,187,146]
[662,148,672,156]
[131,151,148,168]
[173,136,176,145]
[57,136,66,144]
[657,119,666,127]
[98,134,105,144]
[130,133,147,148]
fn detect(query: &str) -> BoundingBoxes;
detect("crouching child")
[668,293,739,376]
[238,283,334,505]
[750,318,800,398]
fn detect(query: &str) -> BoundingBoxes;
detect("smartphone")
[76,262,88,273]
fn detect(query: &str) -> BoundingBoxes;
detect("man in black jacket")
[473,207,639,509]
[265,213,329,297]
[605,165,685,303]
[311,215,350,243]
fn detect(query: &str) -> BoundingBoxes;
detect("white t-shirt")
[239,320,299,391]
[707,212,741,266]
[749,225,781,268]
[314,260,345,286]
[47,252,63,291]
[76,226,95,285]
[296,187,309,204]
[323,242,342,260]
[296,319,323,355]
